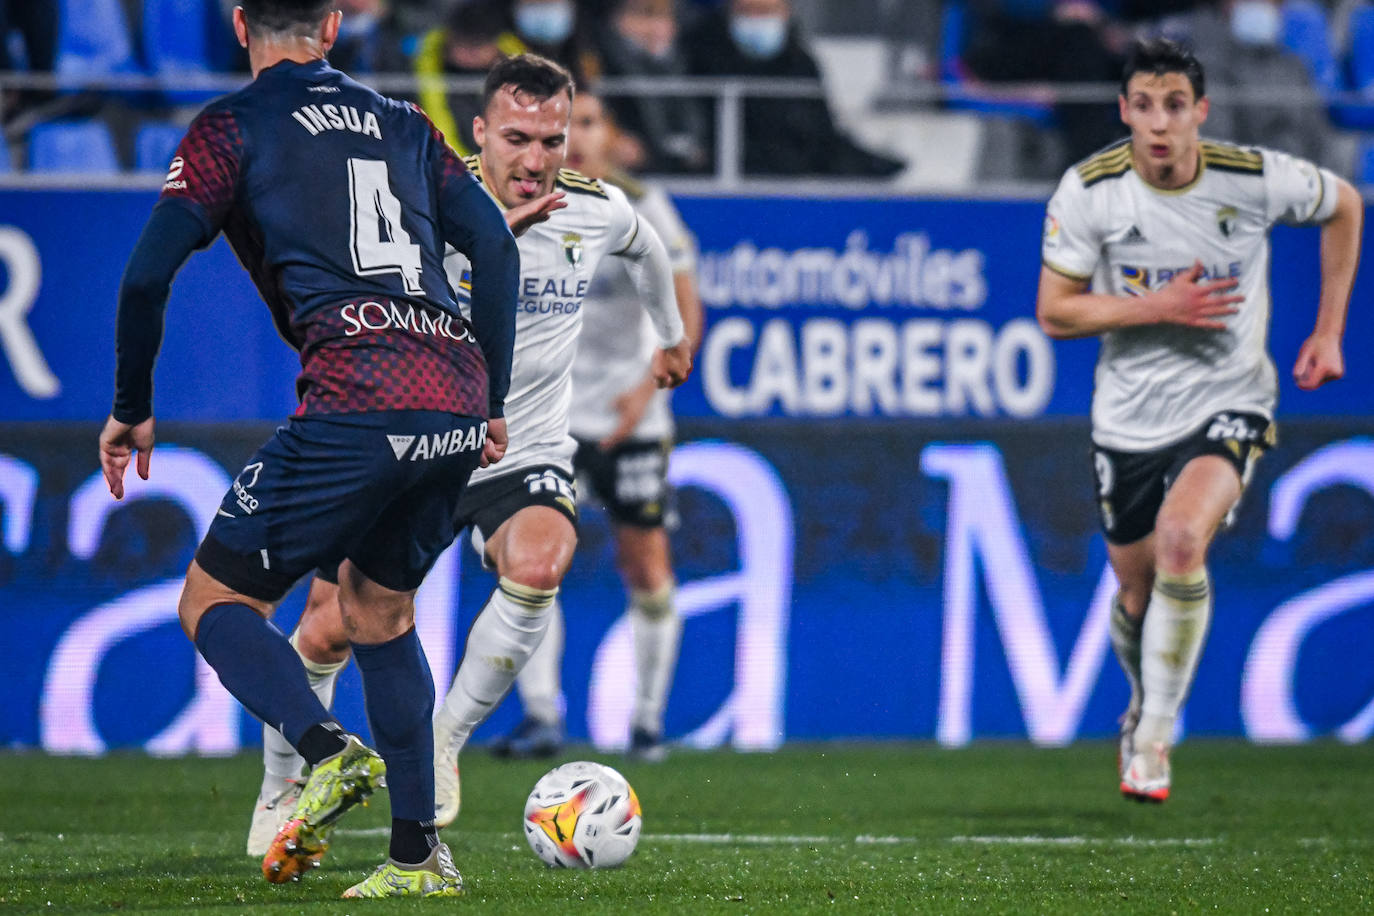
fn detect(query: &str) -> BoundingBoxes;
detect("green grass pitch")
[2,741,1372,913]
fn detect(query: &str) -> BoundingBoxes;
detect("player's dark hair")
[1120,38,1205,100]
[240,0,335,37]
[482,53,575,113]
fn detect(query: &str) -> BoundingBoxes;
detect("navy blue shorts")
[195,411,487,601]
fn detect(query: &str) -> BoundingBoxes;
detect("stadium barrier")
[1,192,1371,753]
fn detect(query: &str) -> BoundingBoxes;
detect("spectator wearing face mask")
[502,0,604,85]
[1157,0,1334,168]
[683,0,905,177]
[594,0,709,173]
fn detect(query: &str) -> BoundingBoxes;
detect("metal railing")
[0,70,1366,196]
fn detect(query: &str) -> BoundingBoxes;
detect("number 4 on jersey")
[348,158,423,295]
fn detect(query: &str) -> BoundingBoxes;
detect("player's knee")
[630,581,675,620]
[499,545,570,593]
[1154,514,1209,575]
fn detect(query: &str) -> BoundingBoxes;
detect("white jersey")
[1042,139,1338,452]
[447,160,680,485]
[569,174,697,443]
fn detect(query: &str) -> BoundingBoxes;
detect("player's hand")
[99,415,155,500]
[1293,333,1344,390]
[1151,260,1243,330]
[481,417,508,468]
[505,192,567,237]
[600,376,657,450]
[651,337,693,389]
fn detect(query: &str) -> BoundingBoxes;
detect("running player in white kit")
[493,89,703,762]
[245,53,693,849]
[1037,39,1362,803]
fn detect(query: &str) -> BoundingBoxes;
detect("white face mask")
[1230,0,1281,48]
[729,14,787,59]
[337,11,378,40]
[517,1,574,45]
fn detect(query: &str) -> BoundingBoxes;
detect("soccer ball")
[523,761,642,868]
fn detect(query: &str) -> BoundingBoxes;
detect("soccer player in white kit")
[493,89,704,762]
[245,53,693,850]
[1037,39,1362,803]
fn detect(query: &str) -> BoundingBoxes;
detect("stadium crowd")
[2,1,1373,182]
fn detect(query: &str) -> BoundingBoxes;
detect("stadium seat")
[135,122,185,172]
[28,120,121,173]
[142,0,211,76]
[1331,4,1374,128]
[1281,0,1339,93]
[143,0,224,104]
[1358,137,1374,184]
[1349,4,1374,92]
[57,0,141,79]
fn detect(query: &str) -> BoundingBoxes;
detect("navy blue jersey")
[149,59,516,419]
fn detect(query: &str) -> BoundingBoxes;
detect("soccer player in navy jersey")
[98,0,522,898]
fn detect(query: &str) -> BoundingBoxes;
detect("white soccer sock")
[515,598,565,726]
[1137,568,1212,748]
[437,578,558,756]
[1108,594,1144,717]
[262,633,346,780]
[630,582,681,735]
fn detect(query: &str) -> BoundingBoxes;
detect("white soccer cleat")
[434,724,461,829]
[1120,741,1170,803]
[247,775,305,857]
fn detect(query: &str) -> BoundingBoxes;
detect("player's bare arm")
[1294,176,1362,390]
[1036,261,1242,340]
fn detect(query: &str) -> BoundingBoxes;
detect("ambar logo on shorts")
[387,422,487,461]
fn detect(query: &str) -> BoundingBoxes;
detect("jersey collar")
[1133,149,1206,196]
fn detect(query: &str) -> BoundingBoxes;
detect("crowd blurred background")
[2,0,1373,189]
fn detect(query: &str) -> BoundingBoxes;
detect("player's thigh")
[462,464,580,581]
[487,505,579,591]
[178,559,278,640]
[613,524,673,593]
[1154,455,1242,573]
[344,421,486,595]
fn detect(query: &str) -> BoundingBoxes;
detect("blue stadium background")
[1,191,1372,754]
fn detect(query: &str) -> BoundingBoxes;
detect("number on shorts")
[347,158,423,294]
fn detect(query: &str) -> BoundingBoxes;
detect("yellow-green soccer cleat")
[261,734,386,884]
[342,843,464,898]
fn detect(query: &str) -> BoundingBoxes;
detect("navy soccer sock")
[193,604,343,762]
[351,627,439,864]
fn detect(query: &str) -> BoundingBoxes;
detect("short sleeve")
[1263,148,1339,226]
[639,187,698,274]
[605,184,641,255]
[157,107,243,243]
[1041,168,1100,281]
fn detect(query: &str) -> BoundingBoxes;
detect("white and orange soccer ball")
[523,761,642,868]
